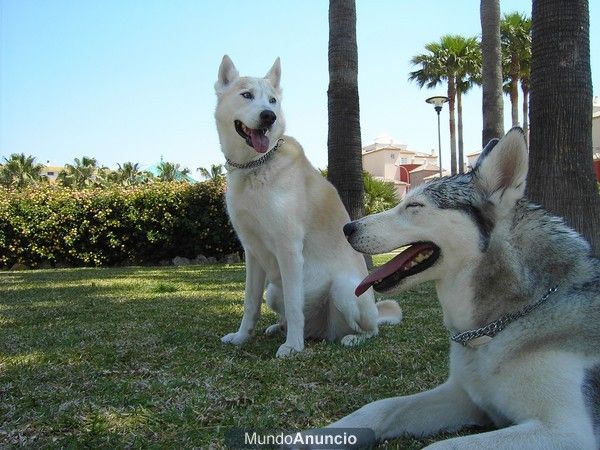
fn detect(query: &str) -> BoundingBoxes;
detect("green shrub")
[318,168,400,215]
[363,172,399,214]
[0,179,241,268]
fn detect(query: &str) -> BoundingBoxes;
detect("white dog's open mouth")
[234,120,270,153]
[355,243,440,296]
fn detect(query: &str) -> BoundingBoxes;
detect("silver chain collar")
[451,284,559,348]
[225,138,285,170]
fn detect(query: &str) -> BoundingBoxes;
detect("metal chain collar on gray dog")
[451,284,559,348]
[225,138,285,170]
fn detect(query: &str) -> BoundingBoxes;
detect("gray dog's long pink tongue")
[250,130,269,153]
[354,243,433,297]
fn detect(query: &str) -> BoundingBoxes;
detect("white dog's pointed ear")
[215,55,239,94]
[265,57,281,89]
[475,127,528,212]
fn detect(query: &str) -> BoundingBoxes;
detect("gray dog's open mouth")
[234,120,270,153]
[355,242,440,296]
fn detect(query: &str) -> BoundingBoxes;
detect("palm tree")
[0,153,45,189]
[528,0,600,254]
[319,168,399,216]
[57,156,99,188]
[114,162,152,186]
[455,38,481,173]
[518,27,532,145]
[363,172,399,215]
[480,0,505,146]
[327,0,365,221]
[501,12,532,127]
[92,167,116,187]
[197,164,224,181]
[410,35,479,175]
[156,161,190,182]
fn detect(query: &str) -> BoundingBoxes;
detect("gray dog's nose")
[260,110,276,127]
[343,222,357,239]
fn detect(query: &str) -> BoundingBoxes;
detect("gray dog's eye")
[406,202,424,208]
[269,97,277,104]
[241,92,254,100]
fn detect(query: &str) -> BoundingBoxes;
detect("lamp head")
[426,96,449,108]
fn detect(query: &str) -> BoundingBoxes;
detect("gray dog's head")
[347,127,529,296]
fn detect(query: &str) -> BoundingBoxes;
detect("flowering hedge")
[0,180,241,268]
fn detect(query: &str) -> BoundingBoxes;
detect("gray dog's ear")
[265,57,281,90]
[215,55,239,94]
[475,127,528,213]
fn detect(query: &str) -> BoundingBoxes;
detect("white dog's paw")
[264,323,283,336]
[340,333,369,347]
[221,331,250,346]
[276,342,304,358]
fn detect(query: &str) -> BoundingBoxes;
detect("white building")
[362,135,442,198]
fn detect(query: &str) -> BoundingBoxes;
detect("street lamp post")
[425,96,449,177]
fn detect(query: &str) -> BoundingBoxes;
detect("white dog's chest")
[227,174,293,236]
[226,171,303,277]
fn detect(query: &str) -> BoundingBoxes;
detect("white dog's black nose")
[260,110,276,127]
[343,221,357,239]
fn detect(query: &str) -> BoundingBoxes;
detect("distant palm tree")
[92,167,115,187]
[197,164,224,181]
[410,35,479,175]
[0,153,45,189]
[58,156,100,188]
[455,38,481,173]
[480,0,505,146]
[501,12,532,127]
[115,162,152,186]
[519,44,531,145]
[156,161,190,182]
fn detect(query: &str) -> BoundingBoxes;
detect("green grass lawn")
[0,256,462,449]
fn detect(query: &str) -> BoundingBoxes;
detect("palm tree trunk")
[521,82,529,145]
[510,70,520,126]
[447,77,458,176]
[528,0,600,255]
[480,0,504,146]
[457,89,465,174]
[327,0,364,221]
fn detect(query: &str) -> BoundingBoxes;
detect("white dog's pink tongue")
[250,129,269,153]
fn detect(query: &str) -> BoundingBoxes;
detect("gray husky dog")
[308,128,599,448]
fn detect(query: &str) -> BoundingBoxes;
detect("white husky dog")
[300,128,600,448]
[214,55,402,358]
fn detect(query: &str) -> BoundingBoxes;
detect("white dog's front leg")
[327,380,488,443]
[424,419,597,450]
[275,243,305,358]
[221,252,266,346]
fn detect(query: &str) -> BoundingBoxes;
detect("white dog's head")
[214,55,286,161]
[345,128,529,297]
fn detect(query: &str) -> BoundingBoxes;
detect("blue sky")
[1,0,598,175]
